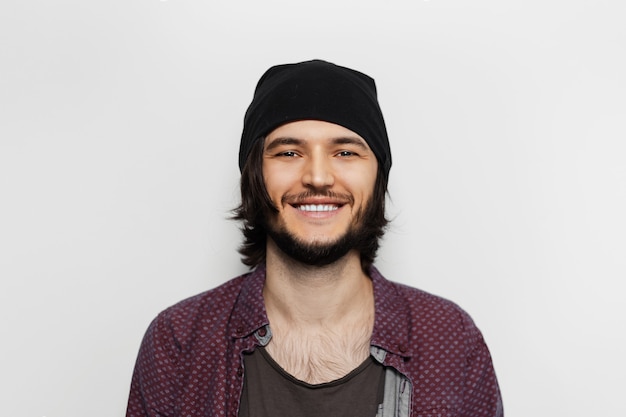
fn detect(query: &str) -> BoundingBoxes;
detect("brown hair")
[232,138,389,273]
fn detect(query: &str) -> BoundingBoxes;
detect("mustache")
[281,190,355,206]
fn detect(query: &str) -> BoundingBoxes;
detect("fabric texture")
[238,347,385,417]
[126,266,503,417]
[239,60,392,178]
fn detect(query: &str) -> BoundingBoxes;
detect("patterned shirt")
[126,265,503,417]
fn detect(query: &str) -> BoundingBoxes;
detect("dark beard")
[265,203,372,267]
[267,224,359,267]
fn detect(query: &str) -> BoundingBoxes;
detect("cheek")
[263,166,292,205]
[346,166,378,199]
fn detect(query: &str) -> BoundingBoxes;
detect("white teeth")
[297,204,338,212]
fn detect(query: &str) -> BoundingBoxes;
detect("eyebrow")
[264,137,304,152]
[265,136,369,152]
[332,137,369,150]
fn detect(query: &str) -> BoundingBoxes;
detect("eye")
[277,151,298,157]
[337,150,357,157]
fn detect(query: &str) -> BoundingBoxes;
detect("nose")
[302,153,334,190]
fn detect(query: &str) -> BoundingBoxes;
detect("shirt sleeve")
[461,313,504,417]
[126,313,180,417]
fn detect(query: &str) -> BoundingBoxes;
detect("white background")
[1,1,625,416]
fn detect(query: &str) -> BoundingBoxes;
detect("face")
[262,120,379,265]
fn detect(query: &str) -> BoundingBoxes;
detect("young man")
[126,60,503,417]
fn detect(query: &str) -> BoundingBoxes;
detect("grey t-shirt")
[239,347,385,417]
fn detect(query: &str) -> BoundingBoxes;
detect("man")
[126,60,503,417]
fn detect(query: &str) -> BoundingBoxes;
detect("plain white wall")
[1,1,625,416]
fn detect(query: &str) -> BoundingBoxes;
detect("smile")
[296,204,340,212]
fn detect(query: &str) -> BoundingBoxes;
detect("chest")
[264,320,373,384]
[239,347,386,417]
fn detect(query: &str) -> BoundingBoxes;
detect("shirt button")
[236,326,244,334]
[258,327,267,337]
[398,344,407,353]
[237,367,243,377]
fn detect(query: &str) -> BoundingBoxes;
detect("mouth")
[283,192,353,215]
[294,204,341,212]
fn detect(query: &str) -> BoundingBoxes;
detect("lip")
[286,194,351,205]
[288,199,347,219]
[290,198,346,209]
[282,192,353,220]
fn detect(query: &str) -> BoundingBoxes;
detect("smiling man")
[262,120,378,269]
[126,60,503,417]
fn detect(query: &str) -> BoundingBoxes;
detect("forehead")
[264,120,370,148]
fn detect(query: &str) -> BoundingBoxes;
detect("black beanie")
[238,60,392,178]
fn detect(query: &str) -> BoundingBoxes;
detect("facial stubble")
[265,196,374,267]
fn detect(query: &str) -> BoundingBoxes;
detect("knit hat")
[238,59,392,178]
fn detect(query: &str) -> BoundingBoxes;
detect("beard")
[265,198,374,267]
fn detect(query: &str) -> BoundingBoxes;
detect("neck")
[262,238,375,383]
[263,238,373,326]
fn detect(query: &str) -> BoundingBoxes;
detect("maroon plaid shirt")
[126,266,503,417]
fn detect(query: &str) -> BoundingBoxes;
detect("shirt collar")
[230,265,269,339]
[369,266,414,360]
[230,264,414,360]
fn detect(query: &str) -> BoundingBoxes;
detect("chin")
[267,224,359,267]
